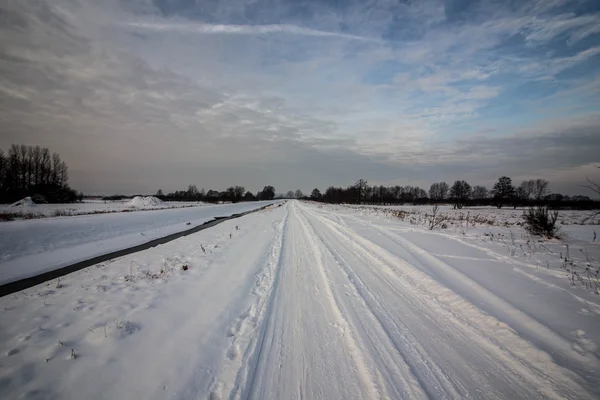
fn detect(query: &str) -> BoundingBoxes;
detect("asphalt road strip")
[0,203,277,297]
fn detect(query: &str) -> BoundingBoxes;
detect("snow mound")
[9,197,35,207]
[126,196,164,208]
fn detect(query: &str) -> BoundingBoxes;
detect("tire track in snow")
[294,206,430,399]
[300,206,467,399]
[343,209,600,315]
[293,204,385,399]
[437,229,600,315]
[234,209,290,400]
[323,210,600,394]
[228,202,381,400]
[208,206,290,400]
[300,203,596,399]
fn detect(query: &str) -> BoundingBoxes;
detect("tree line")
[305,177,597,209]
[150,185,276,204]
[0,144,80,203]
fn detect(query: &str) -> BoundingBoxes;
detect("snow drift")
[9,197,35,207]
[126,196,164,208]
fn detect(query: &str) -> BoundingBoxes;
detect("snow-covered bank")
[0,201,277,285]
[0,201,598,399]
[0,198,207,220]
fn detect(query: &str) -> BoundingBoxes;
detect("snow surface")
[0,201,277,284]
[0,201,598,399]
[0,198,208,219]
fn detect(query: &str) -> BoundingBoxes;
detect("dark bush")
[523,206,560,238]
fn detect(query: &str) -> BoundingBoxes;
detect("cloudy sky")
[1,0,599,196]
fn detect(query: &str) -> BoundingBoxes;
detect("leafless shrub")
[562,244,600,294]
[124,262,137,282]
[427,205,449,230]
[0,211,45,221]
[115,317,126,330]
[500,236,517,256]
[388,209,412,221]
[0,212,16,221]
[581,166,600,224]
[523,206,560,238]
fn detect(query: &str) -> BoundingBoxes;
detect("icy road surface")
[0,201,598,399]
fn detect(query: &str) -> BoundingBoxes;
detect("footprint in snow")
[6,348,20,356]
[572,329,598,354]
[227,344,240,360]
[208,381,224,400]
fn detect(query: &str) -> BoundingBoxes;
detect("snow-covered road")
[1,201,598,399]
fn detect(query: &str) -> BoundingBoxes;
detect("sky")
[1,0,599,196]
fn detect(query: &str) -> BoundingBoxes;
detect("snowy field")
[0,201,277,285]
[1,196,208,220]
[345,203,599,228]
[1,200,599,399]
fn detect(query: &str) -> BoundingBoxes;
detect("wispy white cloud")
[122,20,377,42]
[524,12,600,45]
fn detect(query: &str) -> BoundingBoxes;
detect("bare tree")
[227,186,245,203]
[429,182,449,201]
[449,180,471,209]
[234,186,245,200]
[295,189,304,199]
[491,176,515,208]
[371,185,380,202]
[429,183,440,200]
[582,166,600,222]
[310,188,322,200]
[439,182,449,200]
[26,146,34,189]
[472,185,488,200]
[515,186,528,202]
[354,179,368,203]
[285,190,294,199]
[51,152,62,186]
[513,185,532,209]
[584,168,600,196]
[520,180,535,199]
[533,178,549,200]
[6,145,19,190]
[32,145,41,186]
[187,185,199,198]
[59,161,68,187]
[0,144,77,203]
[393,185,403,201]
[18,145,28,189]
[40,148,51,185]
